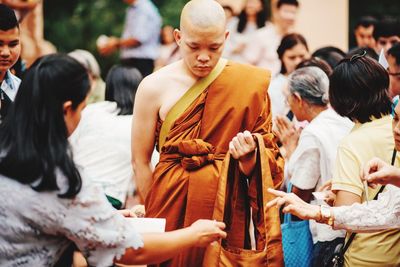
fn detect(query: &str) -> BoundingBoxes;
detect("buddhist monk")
[131,0,284,266]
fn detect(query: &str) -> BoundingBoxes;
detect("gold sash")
[158,58,228,150]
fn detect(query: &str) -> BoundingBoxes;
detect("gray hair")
[68,49,101,78]
[288,66,329,106]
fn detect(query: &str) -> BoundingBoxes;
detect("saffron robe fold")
[145,61,284,267]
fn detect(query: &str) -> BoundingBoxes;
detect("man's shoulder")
[137,62,181,93]
[225,61,271,81]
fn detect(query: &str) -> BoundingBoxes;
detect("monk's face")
[175,24,228,78]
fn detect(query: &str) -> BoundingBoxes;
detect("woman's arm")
[116,220,226,265]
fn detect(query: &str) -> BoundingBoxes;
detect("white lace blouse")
[333,185,400,232]
[0,171,143,267]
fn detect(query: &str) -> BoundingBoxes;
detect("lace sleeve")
[333,186,400,233]
[34,175,143,267]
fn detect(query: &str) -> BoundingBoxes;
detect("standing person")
[269,33,309,119]
[330,54,400,266]
[98,0,161,77]
[353,16,377,49]
[131,0,284,266]
[223,0,267,63]
[274,67,353,266]
[373,16,400,54]
[387,43,400,98]
[0,54,227,267]
[0,4,21,119]
[245,0,299,76]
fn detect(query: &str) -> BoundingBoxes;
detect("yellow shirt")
[332,115,400,267]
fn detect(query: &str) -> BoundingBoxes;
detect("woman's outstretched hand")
[189,219,227,247]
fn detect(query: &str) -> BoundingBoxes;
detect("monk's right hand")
[189,219,227,247]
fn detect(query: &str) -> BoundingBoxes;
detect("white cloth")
[333,185,400,232]
[223,17,260,64]
[288,109,354,243]
[243,22,282,76]
[0,172,143,267]
[268,73,288,118]
[70,102,159,204]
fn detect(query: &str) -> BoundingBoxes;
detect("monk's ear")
[174,29,182,46]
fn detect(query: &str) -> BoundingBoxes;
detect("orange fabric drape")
[145,62,284,267]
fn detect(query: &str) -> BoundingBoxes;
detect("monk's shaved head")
[180,0,226,33]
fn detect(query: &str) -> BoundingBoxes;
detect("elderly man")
[131,0,284,266]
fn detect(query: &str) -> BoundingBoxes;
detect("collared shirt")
[0,70,21,102]
[120,0,161,60]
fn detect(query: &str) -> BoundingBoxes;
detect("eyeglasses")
[350,50,367,62]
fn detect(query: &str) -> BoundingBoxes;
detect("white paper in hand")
[128,218,166,233]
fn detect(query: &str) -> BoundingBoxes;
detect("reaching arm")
[266,187,400,233]
[116,220,226,265]
[131,78,160,201]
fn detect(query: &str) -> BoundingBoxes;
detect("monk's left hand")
[229,130,256,160]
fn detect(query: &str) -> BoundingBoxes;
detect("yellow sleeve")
[331,145,363,196]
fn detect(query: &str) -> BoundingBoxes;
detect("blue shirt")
[0,70,21,102]
[120,0,161,60]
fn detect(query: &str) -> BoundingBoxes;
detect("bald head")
[180,0,226,33]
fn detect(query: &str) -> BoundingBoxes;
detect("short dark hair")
[277,0,299,9]
[373,16,400,40]
[387,42,400,65]
[0,54,90,198]
[312,46,346,69]
[105,65,142,115]
[277,33,308,74]
[355,16,377,30]
[329,55,391,123]
[0,4,19,31]
[296,57,333,76]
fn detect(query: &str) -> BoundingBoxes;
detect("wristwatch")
[319,205,334,226]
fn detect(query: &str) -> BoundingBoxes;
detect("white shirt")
[70,102,159,204]
[0,172,143,267]
[268,73,288,118]
[334,185,400,232]
[0,70,21,101]
[243,22,282,76]
[288,109,354,243]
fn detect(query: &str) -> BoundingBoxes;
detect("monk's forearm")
[238,150,257,177]
[132,161,153,201]
[116,229,195,265]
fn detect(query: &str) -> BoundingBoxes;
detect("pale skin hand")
[361,157,400,188]
[115,219,227,265]
[273,115,300,159]
[98,36,141,56]
[266,188,321,221]
[316,180,336,206]
[229,130,257,176]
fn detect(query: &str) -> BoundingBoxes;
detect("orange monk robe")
[145,62,284,267]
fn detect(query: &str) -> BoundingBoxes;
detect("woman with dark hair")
[0,54,226,266]
[269,33,309,119]
[223,0,267,63]
[311,46,346,69]
[328,54,400,266]
[70,65,158,209]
